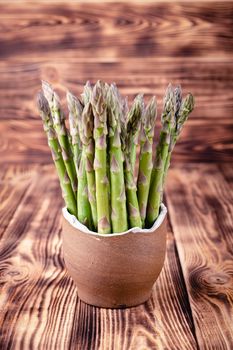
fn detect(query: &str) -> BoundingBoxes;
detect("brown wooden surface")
[0,1,233,164]
[0,164,232,349]
[0,1,233,349]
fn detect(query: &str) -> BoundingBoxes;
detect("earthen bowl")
[62,204,167,308]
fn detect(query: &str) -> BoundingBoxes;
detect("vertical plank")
[166,164,233,350]
[0,166,39,239]
[0,166,76,349]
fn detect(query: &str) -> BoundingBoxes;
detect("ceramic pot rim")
[62,203,167,237]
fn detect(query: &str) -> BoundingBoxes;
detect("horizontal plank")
[0,165,197,349]
[0,60,232,163]
[166,164,233,349]
[0,60,232,120]
[0,2,233,61]
[0,118,232,164]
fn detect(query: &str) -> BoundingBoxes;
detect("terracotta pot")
[62,204,167,308]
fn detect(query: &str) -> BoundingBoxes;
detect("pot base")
[77,287,152,309]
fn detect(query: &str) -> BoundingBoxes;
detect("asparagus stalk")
[92,81,111,234]
[77,152,93,229]
[137,97,157,227]
[146,84,175,227]
[67,91,96,229]
[162,85,182,185]
[81,101,98,230]
[42,81,77,196]
[81,81,92,105]
[163,90,195,184]
[107,84,128,233]
[37,91,77,215]
[67,91,83,172]
[121,95,143,228]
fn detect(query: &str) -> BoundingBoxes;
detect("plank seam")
[166,194,200,350]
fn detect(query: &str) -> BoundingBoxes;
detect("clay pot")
[62,204,167,308]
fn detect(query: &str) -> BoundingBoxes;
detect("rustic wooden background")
[0,1,232,349]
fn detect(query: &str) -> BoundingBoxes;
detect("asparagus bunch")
[37,80,194,234]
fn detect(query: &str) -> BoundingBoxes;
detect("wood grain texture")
[0,166,39,240]
[0,1,233,163]
[0,1,232,348]
[1,2,233,60]
[166,164,233,349]
[0,59,232,163]
[0,165,197,350]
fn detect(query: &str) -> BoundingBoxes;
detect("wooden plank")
[0,165,197,349]
[0,1,232,164]
[0,118,232,164]
[0,60,232,163]
[0,2,232,61]
[0,60,232,121]
[166,164,233,349]
[0,165,39,239]
[0,167,76,349]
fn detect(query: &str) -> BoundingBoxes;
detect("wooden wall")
[0,1,233,164]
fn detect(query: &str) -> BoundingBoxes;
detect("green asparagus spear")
[67,91,83,172]
[107,84,128,233]
[163,90,195,184]
[92,81,111,234]
[37,91,77,215]
[81,101,98,230]
[146,84,175,227]
[42,81,77,196]
[77,152,93,229]
[67,91,96,229]
[137,96,157,227]
[121,95,143,228]
[80,83,99,229]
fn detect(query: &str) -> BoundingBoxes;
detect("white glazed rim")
[62,203,167,237]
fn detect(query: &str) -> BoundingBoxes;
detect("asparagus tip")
[186,93,195,111]
[174,85,182,118]
[37,91,50,115]
[41,80,54,103]
[53,91,61,109]
[144,95,157,129]
[66,90,76,111]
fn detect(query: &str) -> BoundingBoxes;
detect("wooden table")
[0,1,232,349]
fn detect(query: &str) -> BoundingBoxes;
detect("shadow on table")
[69,294,157,349]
